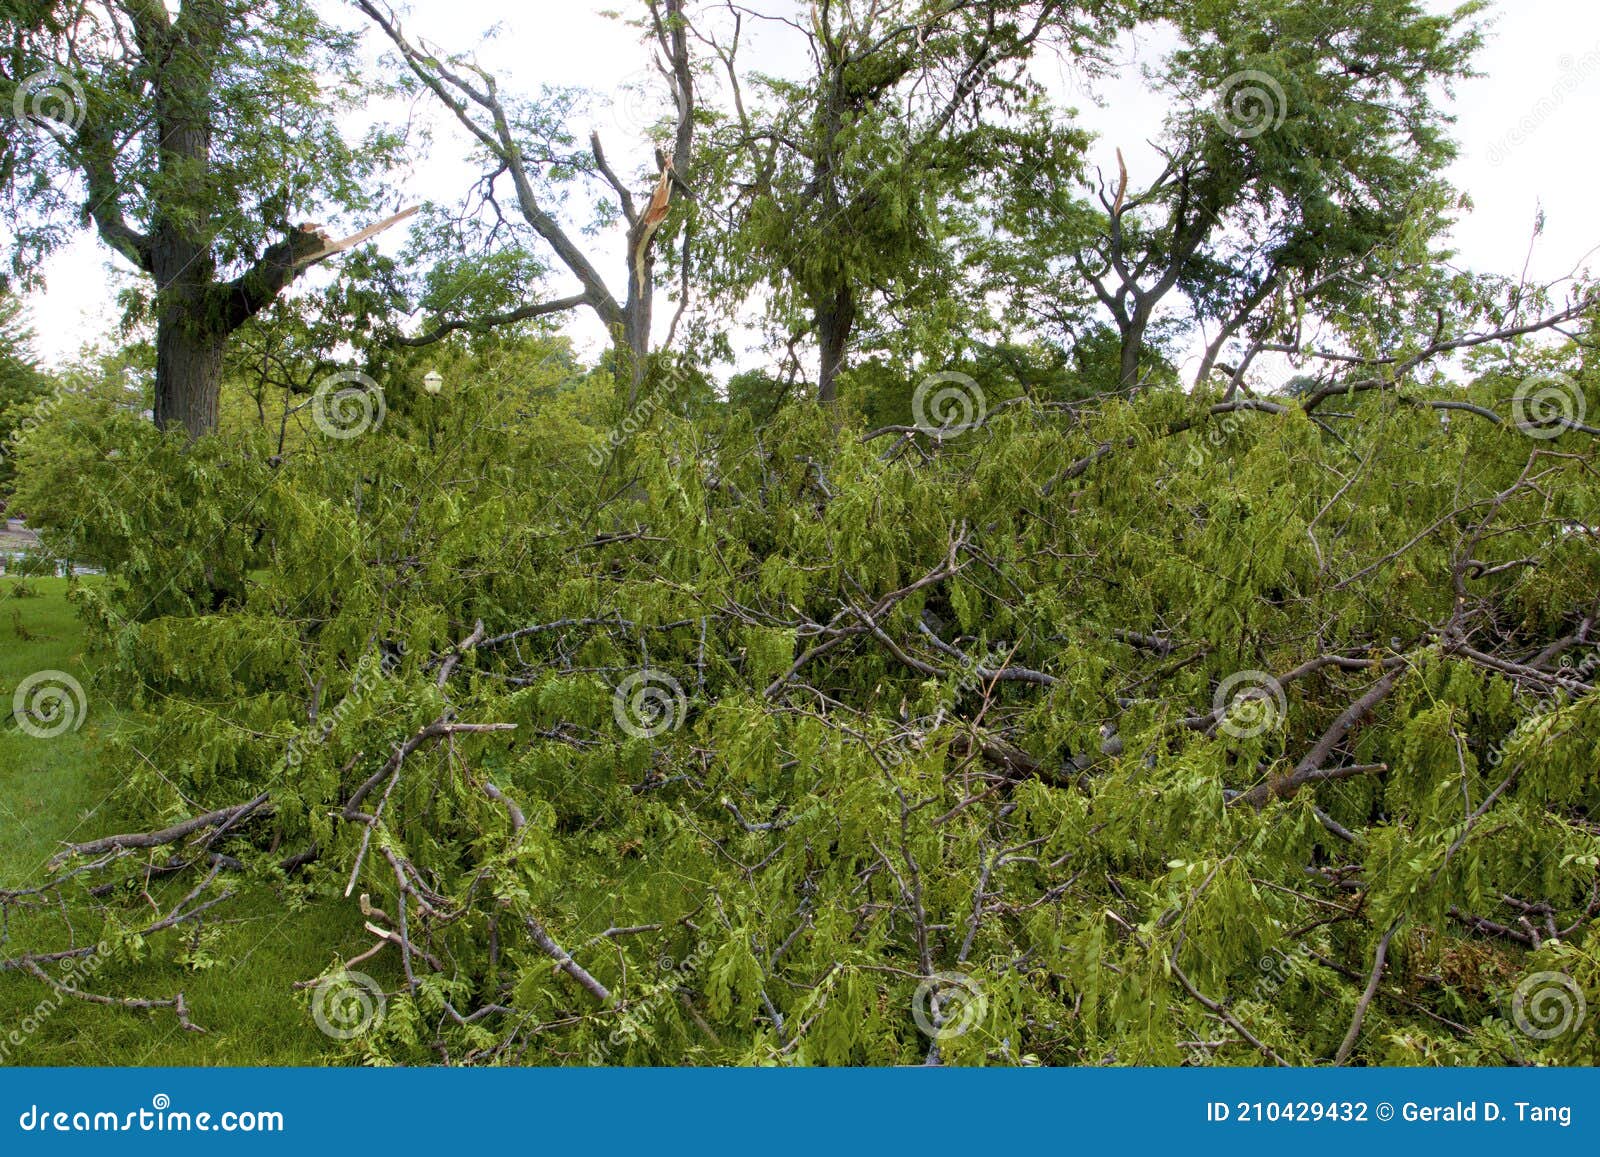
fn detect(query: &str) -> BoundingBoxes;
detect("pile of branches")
[6,313,1600,1065]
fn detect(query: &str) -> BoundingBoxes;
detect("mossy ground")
[0,576,371,1065]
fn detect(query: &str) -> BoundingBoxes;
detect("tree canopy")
[1,0,401,434]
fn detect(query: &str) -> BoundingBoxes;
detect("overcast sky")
[18,0,1600,370]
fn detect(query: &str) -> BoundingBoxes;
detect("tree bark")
[815,285,855,405]
[622,225,655,403]
[143,0,225,437]
[1118,306,1149,392]
[154,307,226,437]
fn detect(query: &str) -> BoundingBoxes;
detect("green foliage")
[11,397,263,616]
[9,330,1597,1065]
[984,0,1485,390]
[1,0,399,284]
[0,290,50,499]
[0,577,368,1066]
[691,1,1134,398]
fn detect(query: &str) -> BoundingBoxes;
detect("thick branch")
[48,793,271,869]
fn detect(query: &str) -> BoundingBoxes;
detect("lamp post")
[422,371,443,451]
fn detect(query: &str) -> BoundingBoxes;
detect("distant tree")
[727,366,803,426]
[357,0,696,407]
[0,290,50,499]
[692,0,1137,404]
[987,0,1486,393]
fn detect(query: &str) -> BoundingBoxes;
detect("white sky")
[18,0,1600,371]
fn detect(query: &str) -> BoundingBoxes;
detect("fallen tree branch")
[1233,670,1405,809]
[1168,954,1289,1067]
[48,793,272,870]
[523,915,613,1004]
[1334,919,1403,1065]
[22,961,206,1032]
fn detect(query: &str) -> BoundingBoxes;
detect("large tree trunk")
[146,0,226,438]
[150,210,225,436]
[1118,327,1142,391]
[1118,300,1154,393]
[622,236,654,407]
[154,304,225,437]
[815,285,855,405]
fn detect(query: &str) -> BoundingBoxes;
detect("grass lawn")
[1,575,376,1065]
